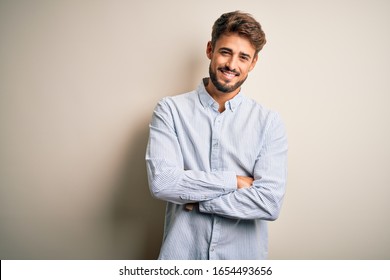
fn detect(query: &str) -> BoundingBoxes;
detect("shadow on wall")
[110,122,166,259]
[108,52,204,259]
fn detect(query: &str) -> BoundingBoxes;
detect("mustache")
[218,66,240,76]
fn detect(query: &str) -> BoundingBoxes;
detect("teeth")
[222,70,236,79]
[225,73,235,78]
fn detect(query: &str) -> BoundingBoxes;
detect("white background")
[1,0,389,259]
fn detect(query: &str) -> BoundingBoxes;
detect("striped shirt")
[146,78,288,259]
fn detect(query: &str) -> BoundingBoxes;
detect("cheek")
[238,64,251,75]
[213,55,228,66]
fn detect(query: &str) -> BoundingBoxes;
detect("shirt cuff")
[199,171,236,214]
[198,199,212,213]
[221,171,237,192]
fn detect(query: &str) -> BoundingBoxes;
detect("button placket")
[209,109,224,260]
[210,114,223,173]
[209,216,222,259]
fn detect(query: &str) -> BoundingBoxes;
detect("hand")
[236,175,254,189]
[185,203,196,211]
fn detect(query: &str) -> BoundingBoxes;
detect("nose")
[226,56,238,71]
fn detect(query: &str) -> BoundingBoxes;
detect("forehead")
[214,33,256,56]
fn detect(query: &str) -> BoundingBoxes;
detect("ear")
[206,41,213,59]
[249,54,259,72]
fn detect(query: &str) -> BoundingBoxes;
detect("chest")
[173,108,265,174]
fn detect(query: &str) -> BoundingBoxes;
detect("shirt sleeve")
[198,112,288,221]
[146,98,237,205]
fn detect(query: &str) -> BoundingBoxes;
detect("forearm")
[198,178,285,220]
[198,156,287,220]
[185,175,253,211]
[146,159,237,204]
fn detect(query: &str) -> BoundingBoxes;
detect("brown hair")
[211,11,266,55]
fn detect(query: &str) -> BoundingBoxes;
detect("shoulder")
[240,96,286,139]
[157,90,197,110]
[242,96,281,121]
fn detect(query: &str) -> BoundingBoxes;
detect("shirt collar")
[197,78,244,112]
[198,78,216,109]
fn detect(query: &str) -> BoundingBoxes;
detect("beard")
[209,64,248,93]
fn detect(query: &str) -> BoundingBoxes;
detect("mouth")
[219,68,239,80]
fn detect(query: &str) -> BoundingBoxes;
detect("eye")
[219,48,232,56]
[240,55,250,61]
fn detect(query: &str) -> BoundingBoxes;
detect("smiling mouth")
[219,68,239,80]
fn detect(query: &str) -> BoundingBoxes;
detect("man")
[146,11,288,260]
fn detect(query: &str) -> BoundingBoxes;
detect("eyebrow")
[218,47,252,60]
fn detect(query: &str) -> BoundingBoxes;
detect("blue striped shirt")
[146,79,288,259]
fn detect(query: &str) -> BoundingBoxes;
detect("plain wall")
[1,0,389,259]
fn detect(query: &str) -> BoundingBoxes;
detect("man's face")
[207,33,258,94]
